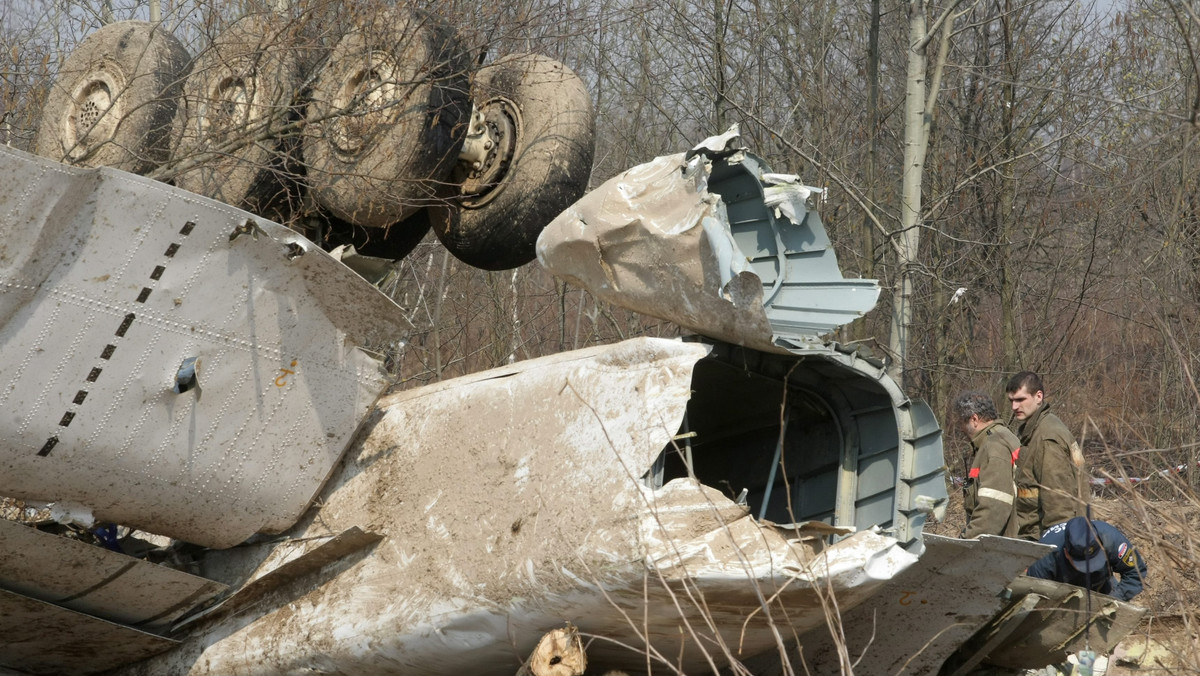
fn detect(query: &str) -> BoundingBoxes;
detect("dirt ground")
[926,492,1200,674]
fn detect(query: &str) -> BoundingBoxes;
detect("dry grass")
[1087,447,1200,673]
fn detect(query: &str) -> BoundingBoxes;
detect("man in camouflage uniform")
[1006,371,1086,540]
[952,391,1018,538]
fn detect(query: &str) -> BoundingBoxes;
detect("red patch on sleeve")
[969,468,980,479]
[1011,447,1021,464]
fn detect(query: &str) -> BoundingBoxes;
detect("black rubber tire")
[323,208,433,261]
[303,8,470,229]
[35,21,190,174]
[171,16,321,214]
[430,54,594,271]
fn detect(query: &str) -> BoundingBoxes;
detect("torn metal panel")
[0,145,408,548]
[0,518,226,631]
[0,587,177,675]
[973,575,1148,670]
[537,126,879,351]
[174,526,382,629]
[113,337,930,675]
[943,593,1045,676]
[751,534,1052,675]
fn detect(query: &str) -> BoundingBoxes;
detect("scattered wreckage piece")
[0,589,174,676]
[0,518,225,631]
[537,125,879,354]
[743,536,1146,675]
[746,534,1050,674]
[0,145,408,548]
[0,518,224,675]
[944,575,1148,673]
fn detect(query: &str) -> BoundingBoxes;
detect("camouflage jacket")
[964,421,1019,538]
[1014,403,1086,540]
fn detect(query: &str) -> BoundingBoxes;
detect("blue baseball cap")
[1063,517,1107,574]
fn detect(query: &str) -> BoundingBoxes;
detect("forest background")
[2,0,1199,484]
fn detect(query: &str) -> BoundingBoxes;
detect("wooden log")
[516,624,587,676]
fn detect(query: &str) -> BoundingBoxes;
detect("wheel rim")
[458,96,520,208]
[64,68,124,160]
[199,73,255,140]
[330,51,402,157]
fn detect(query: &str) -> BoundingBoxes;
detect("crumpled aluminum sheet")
[537,127,879,352]
[540,125,878,355]
[0,146,409,548]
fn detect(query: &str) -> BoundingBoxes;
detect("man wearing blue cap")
[1026,516,1147,601]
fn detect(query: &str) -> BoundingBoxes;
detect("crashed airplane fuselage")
[0,134,1142,675]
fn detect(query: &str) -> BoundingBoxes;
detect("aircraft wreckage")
[0,131,1144,674]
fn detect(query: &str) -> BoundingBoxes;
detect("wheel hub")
[202,75,252,139]
[457,96,520,207]
[330,52,401,157]
[65,69,123,161]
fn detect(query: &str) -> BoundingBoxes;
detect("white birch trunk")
[887,0,930,387]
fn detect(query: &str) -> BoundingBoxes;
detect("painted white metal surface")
[0,145,407,548]
[112,337,922,675]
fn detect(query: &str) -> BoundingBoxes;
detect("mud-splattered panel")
[0,587,177,675]
[0,146,408,548]
[0,519,226,629]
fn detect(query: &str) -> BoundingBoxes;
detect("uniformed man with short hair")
[1005,371,1086,540]
[1026,516,1146,601]
[951,391,1019,538]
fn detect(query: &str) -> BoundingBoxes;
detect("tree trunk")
[713,0,729,130]
[887,0,931,387]
[999,0,1020,371]
[862,0,882,278]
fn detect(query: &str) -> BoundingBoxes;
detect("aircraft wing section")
[0,146,408,548]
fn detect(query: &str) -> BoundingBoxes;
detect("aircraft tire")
[430,53,594,271]
[303,8,469,229]
[171,15,317,214]
[35,20,190,174]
